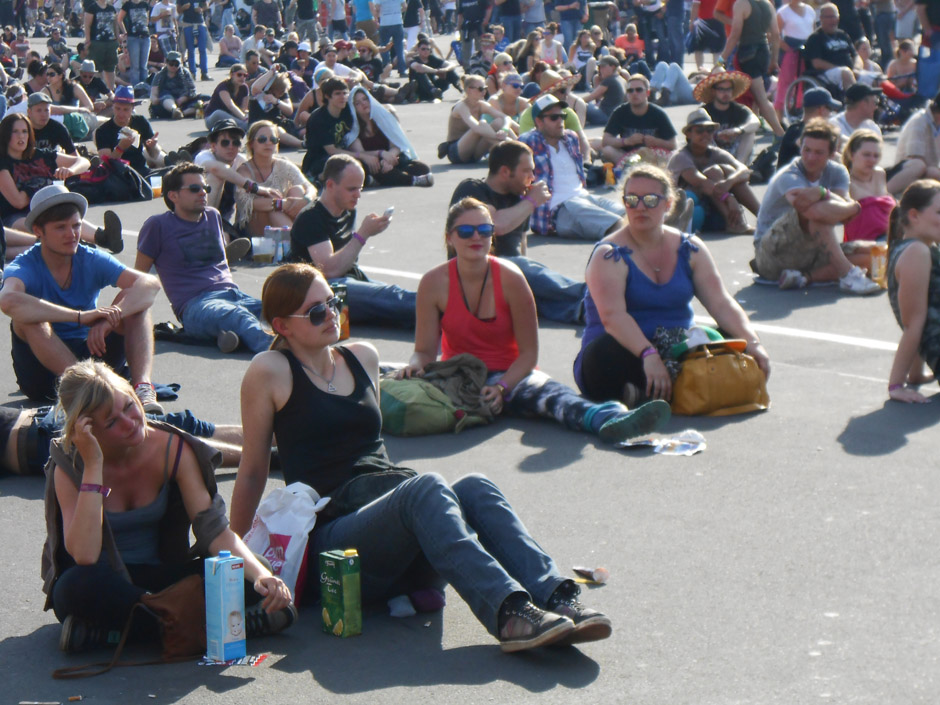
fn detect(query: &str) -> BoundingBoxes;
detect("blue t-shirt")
[137,207,236,318]
[3,243,125,340]
[352,0,372,20]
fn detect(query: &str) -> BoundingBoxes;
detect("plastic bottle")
[870,242,888,289]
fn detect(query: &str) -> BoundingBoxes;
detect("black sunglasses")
[177,183,211,193]
[626,87,645,94]
[255,135,279,144]
[168,61,180,67]
[219,138,241,147]
[540,112,564,121]
[624,193,666,209]
[453,223,495,239]
[287,296,343,325]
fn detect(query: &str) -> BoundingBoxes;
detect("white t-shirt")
[194,149,247,213]
[777,3,815,40]
[547,142,586,210]
[151,1,178,36]
[830,112,882,140]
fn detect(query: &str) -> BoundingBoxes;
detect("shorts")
[734,42,770,79]
[754,209,852,280]
[690,18,726,54]
[554,193,625,240]
[446,139,471,164]
[87,39,119,72]
[11,324,126,402]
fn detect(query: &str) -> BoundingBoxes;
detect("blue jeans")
[184,23,209,76]
[310,473,566,635]
[218,7,234,37]
[559,17,581,50]
[179,287,273,353]
[873,11,895,69]
[126,36,150,85]
[205,108,248,131]
[379,23,406,76]
[506,256,585,324]
[585,102,607,126]
[662,1,685,65]
[501,14,522,42]
[331,274,416,327]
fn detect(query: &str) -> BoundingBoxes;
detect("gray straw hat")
[25,184,88,230]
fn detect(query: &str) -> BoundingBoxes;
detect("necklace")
[299,350,337,392]
[250,157,272,183]
[59,257,74,289]
[456,261,490,318]
[626,228,665,275]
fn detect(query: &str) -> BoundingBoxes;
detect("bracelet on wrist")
[640,345,659,359]
[719,191,731,202]
[523,194,537,208]
[352,231,366,245]
[888,383,904,392]
[76,310,81,325]
[496,379,510,396]
[79,483,111,497]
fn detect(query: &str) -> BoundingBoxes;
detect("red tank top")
[440,257,519,372]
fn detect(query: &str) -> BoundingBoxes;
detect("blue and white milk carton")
[204,550,246,661]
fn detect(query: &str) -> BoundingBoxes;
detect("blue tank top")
[575,235,698,387]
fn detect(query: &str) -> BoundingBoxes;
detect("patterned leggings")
[489,370,595,432]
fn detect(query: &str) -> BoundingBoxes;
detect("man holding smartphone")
[287,154,416,328]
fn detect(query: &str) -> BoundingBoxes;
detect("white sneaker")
[134,382,165,415]
[778,269,808,290]
[839,266,881,296]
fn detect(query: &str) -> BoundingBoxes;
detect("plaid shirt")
[518,128,585,235]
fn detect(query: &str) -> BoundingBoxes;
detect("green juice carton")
[204,550,247,661]
[319,549,361,637]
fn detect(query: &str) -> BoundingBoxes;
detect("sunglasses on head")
[177,183,211,193]
[453,223,495,239]
[255,134,279,144]
[624,192,666,209]
[287,296,343,325]
[218,137,241,147]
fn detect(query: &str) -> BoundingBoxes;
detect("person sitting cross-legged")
[0,185,163,408]
[134,162,275,354]
[752,118,881,294]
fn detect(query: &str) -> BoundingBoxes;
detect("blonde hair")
[619,163,679,221]
[56,360,144,450]
[245,120,278,159]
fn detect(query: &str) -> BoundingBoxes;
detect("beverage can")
[204,550,247,661]
[319,548,361,637]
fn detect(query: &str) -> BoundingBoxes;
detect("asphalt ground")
[2,45,939,705]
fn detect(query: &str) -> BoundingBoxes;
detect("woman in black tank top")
[230,263,613,653]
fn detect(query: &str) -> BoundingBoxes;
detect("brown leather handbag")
[52,575,206,679]
[671,342,770,416]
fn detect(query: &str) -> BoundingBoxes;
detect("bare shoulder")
[343,341,379,368]
[494,256,526,285]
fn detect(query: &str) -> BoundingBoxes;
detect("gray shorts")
[554,193,625,240]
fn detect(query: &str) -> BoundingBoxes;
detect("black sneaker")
[245,603,299,638]
[59,615,121,653]
[545,582,612,646]
[94,210,123,254]
[497,594,574,653]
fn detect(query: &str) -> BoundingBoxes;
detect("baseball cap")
[113,85,135,103]
[531,94,567,119]
[802,87,841,110]
[27,92,52,107]
[845,83,882,104]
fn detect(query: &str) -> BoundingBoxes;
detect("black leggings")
[52,560,261,639]
[579,332,646,402]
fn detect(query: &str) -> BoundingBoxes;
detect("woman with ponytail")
[886,179,940,403]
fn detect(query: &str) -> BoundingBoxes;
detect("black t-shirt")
[0,149,59,216]
[288,200,365,280]
[450,178,525,256]
[302,105,353,174]
[409,52,444,78]
[604,103,677,141]
[916,0,940,27]
[352,56,383,82]
[180,0,208,24]
[79,76,110,101]
[33,119,76,154]
[297,0,316,20]
[501,0,520,14]
[457,0,489,28]
[86,1,118,42]
[404,0,422,26]
[95,114,155,176]
[803,28,855,70]
[703,101,750,131]
[122,0,152,37]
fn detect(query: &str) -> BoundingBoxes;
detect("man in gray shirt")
[753,118,880,295]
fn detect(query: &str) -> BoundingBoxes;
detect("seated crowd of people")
[1,0,939,666]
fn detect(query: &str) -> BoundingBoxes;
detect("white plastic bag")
[243,482,331,602]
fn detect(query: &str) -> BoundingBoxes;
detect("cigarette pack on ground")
[204,550,247,661]
[319,549,362,638]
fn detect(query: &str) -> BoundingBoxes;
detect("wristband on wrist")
[719,191,731,202]
[79,483,111,497]
[523,194,537,208]
[819,185,827,199]
[640,345,659,359]
[352,231,366,245]
[77,310,81,325]
[888,383,903,392]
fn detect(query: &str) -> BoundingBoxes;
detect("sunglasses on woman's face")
[255,134,279,144]
[234,72,247,77]
[506,81,523,89]
[45,72,57,78]
[453,223,495,239]
[287,296,343,325]
[624,193,666,209]
[218,138,241,147]
[178,183,211,193]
